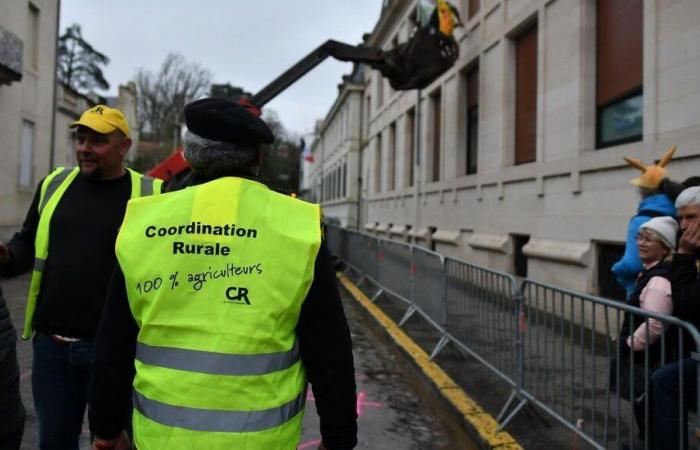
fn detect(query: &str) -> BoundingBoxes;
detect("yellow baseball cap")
[70,105,130,137]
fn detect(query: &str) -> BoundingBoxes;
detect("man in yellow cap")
[0,105,162,449]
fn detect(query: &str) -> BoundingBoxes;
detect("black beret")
[184,98,274,146]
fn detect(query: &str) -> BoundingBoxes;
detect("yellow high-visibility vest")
[115,177,321,450]
[23,167,162,339]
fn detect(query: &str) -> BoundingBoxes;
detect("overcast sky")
[60,1,381,137]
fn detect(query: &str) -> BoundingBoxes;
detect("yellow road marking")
[338,273,523,449]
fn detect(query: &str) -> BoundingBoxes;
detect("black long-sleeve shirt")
[89,236,358,449]
[0,173,132,339]
[670,252,700,356]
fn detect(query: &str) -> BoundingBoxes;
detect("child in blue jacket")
[612,147,677,298]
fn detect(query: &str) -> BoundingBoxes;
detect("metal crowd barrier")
[410,247,446,330]
[443,257,524,425]
[518,280,700,450]
[376,239,413,304]
[325,225,700,450]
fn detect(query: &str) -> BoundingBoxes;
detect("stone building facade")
[303,65,365,228]
[0,0,59,240]
[307,0,700,298]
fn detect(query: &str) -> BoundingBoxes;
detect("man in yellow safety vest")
[89,98,358,450]
[0,105,161,449]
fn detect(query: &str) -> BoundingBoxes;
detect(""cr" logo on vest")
[225,286,251,305]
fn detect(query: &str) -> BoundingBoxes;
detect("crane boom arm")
[251,40,383,108]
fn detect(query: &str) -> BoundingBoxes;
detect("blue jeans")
[32,333,94,450]
[652,358,698,450]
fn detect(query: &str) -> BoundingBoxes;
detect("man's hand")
[0,243,9,267]
[679,221,700,255]
[317,442,328,450]
[91,431,130,450]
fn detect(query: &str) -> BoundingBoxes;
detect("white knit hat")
[639,216,679,251]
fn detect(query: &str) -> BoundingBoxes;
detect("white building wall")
[0,0,58,240]
[349,0,700,296]
[302,78,364,229]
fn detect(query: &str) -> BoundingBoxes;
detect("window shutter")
[596,0,643,105]
[432,91,442,181]
[467,67,479,108]
[468,0,480,19]
[515,25,538,165]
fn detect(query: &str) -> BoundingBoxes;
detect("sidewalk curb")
[337,273,523,450]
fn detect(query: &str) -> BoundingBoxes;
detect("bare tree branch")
[134,52,212,143]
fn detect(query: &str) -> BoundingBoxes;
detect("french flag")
[301,138,314,163]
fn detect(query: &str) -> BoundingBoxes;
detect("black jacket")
[669,252,700,358]
[0,284,25,444]
[0,172,133,339]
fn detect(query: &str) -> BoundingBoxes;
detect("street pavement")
[3,273,471,449]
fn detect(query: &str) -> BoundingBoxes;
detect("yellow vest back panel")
[116,177,321,450]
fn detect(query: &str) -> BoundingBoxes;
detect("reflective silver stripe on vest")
[34,258,45,272]
[39,169,72,213]
[140,177,154,196]
[133,389,305,432]
[136,341,300,376]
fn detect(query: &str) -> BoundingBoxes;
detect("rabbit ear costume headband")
[623,145,676,189]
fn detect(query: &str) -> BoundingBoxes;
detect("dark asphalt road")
[2,273,471,449]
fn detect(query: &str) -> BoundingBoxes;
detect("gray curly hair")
[183,131,258,177]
